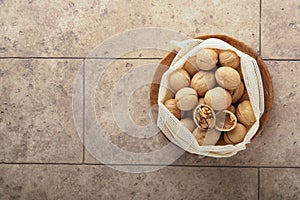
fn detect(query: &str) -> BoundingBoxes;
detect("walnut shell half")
[215,110,237,132]
[193,104,216,130]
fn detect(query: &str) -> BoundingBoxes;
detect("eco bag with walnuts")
[157,38,264,158]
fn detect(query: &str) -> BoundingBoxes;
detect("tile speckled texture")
[0,0,259,57]
[0,59,83,162]
[261,0,300,59]
[0,165,258,200]
[84,59,185,164]
[261,168,300,199]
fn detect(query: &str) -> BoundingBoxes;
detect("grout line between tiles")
[0,162,300,169]
[262,58,300,61]
[0,57,162,60]
[0,57,299,61]
[259,0,262,56]
[258,168,261,200]
[82,59,85,163]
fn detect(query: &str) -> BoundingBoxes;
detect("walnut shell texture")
[183,56,198,76]
[231,82,245,103]
[223,123,247,144]
[219,50,240,69]
[204,87,232,111]
[191,71,216,96]
[175,87,198,111]
[215,67,241,90]
[236,100,256,126]
[168,69,190,92]
[196,48,218,71]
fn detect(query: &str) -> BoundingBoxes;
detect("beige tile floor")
[0,0,299,199]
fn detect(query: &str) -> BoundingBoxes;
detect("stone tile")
[0,0,259,58]
[175,61,300,166]
[261,168,300,200]
[0,164,258,199]
[0,59,83,163]
[84,59,186,164]
[261,0,300,59]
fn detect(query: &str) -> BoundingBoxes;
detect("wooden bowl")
[149,34,273,144]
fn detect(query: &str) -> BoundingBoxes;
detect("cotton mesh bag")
[157,38,264,158]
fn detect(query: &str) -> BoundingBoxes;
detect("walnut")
[223,123,247,144]
[193,104,216,129]
[219,50,240,69]
[230,82,245,103]
[195,48,218,71]
[192,128,221,146]
[236,100,256,126]
[164,99,182,119]
[168,69,190,92]
[204,87,232,111]
[183,56,198,76]
[191,71,216,96]
[215,67,241,90]
[215,110,237,131]
[175,87,198,111]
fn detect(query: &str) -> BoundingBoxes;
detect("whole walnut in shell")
[215,67,241,90]
[164,99,181,119]
[175,87,198,111]
[204,87,232,111]
[223,123,247,144]
[169,69,190,92]
[219,50,240,69]
[230,82,245,103]
[236,100,256,126]
[180,118,196,132]
[192,128,221,146]
[183,56,198,76]
[196,48,218,71]
[191,71,216,96]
